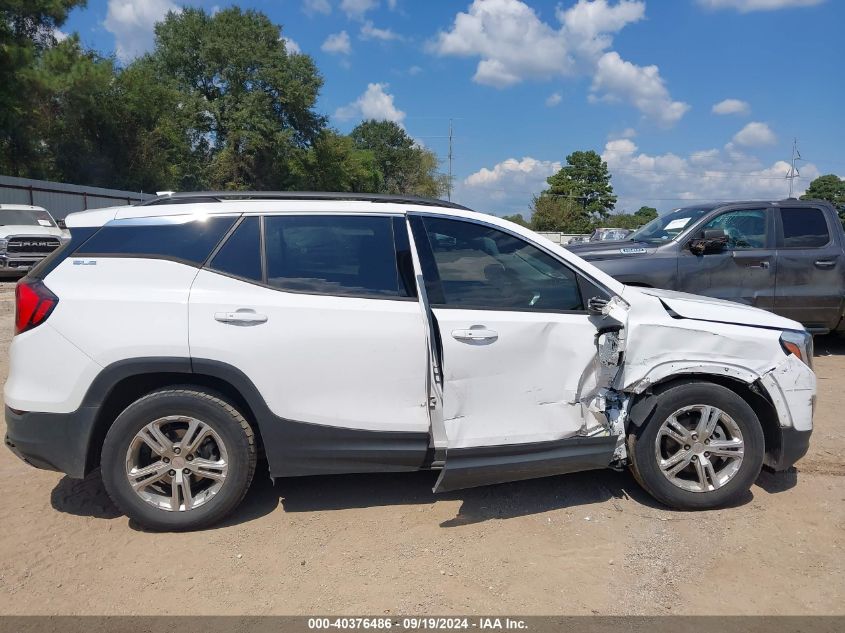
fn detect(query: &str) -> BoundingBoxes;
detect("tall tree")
[501,213,530,228]
[529,195,593,233]
[0,0,87,175]
[544,150,617,220]
[802,175,845,220]
[350,120,448,196]
[150,7,326,189]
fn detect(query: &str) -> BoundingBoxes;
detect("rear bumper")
[4,406,98,478]
[765,426,812,471]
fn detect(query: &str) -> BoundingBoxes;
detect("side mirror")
[587,296,609,316]
[689,229,728,255]
[56,219,67,230]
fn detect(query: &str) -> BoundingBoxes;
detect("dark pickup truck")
[567,199,845,334]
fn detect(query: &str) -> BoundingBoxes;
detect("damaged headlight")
[780,330,813,369]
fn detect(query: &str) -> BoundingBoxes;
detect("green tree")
[350,120,448,196]
[802,175,845,222]
[529,195,594,233]
[544,150,617,220]
[501,213,530,227]
[292,129,381,192]
[149,6,326,189]
[608,205,659,230]
[0,0,87,175]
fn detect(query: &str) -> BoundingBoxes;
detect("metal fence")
[0,175,154,219]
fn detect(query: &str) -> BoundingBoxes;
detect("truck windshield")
[0,209,57,227]
[628,207,711,244]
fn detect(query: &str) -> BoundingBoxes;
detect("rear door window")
[263,215,405,298]
[779,207,831,248]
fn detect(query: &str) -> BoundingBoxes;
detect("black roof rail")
[137,191,472,211]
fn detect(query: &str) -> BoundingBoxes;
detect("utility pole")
[447,118,453,201]
[786,137,801,198]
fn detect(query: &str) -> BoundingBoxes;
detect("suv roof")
[138,191,471,211]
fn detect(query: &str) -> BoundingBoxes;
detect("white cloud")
[609,127,637,140]
[388,0,398,8]
[53,28,69,42]
[697,0,825,12]
[590,52,690,128]
[282,37,301,54]
[303,0,332,15]
[732,121,777,146]
[430,0,687,126]
[334,83,406,124]
[712,98,751,115]
[545,92,562,107]
[341,0,378,19]
[322,30,352,55]
[456,157,561,215]
[360,21,402,41]
[408,65,423,75]
[601,137,818,211]
[104,0,177,61]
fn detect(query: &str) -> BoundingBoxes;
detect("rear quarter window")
[74,216,237,265]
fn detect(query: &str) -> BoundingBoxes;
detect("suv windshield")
[0,209,56,228]
[628,207,711,244]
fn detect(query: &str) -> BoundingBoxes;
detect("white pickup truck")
[0,205,67,277]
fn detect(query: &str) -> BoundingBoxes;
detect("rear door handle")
[815,260,837,269]
[747,261,770,269]
[452,328,498,342]
[214,309,268,326]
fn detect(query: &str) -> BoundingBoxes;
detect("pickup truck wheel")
[101,388,256,531]
[628,382,764,510]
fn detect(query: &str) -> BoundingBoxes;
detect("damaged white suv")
[4,192,815,531]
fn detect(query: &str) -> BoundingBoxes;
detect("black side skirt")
[433,435,618,493]
[261,417,431,477]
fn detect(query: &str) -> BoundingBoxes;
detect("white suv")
[4,192,816,531]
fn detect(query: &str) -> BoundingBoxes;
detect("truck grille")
[7,237,61,255]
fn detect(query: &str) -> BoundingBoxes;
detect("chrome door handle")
[815,260,836,269]
[452,328,498,342]
[214,309,268,325]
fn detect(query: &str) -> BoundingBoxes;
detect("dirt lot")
[0,281,842,616]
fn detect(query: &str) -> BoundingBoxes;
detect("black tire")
[101,388,256,531]
[628,382,765,510]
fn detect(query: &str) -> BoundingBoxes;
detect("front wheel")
[101,388,257,531]
[628,382,765,510]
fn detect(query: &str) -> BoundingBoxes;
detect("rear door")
[188,213,431,477]
[409,214,621,492]
[774,205,845,331]
[677,207,777,310]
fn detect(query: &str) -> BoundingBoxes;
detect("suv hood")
[566,239,657,260]
[0,224,63,238]
[626,286,803,331]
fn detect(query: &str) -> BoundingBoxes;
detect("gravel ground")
[0,280,842,615]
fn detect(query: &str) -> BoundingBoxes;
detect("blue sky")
[60,0,844,216]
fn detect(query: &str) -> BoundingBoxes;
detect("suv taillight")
[15,279,59,335]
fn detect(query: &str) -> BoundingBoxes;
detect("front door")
[774,205,845,331]
[409,215,620,492]
[677,207,777,310]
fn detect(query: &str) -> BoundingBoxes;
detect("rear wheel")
[101,388,256,531]
[628,382,764,510]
